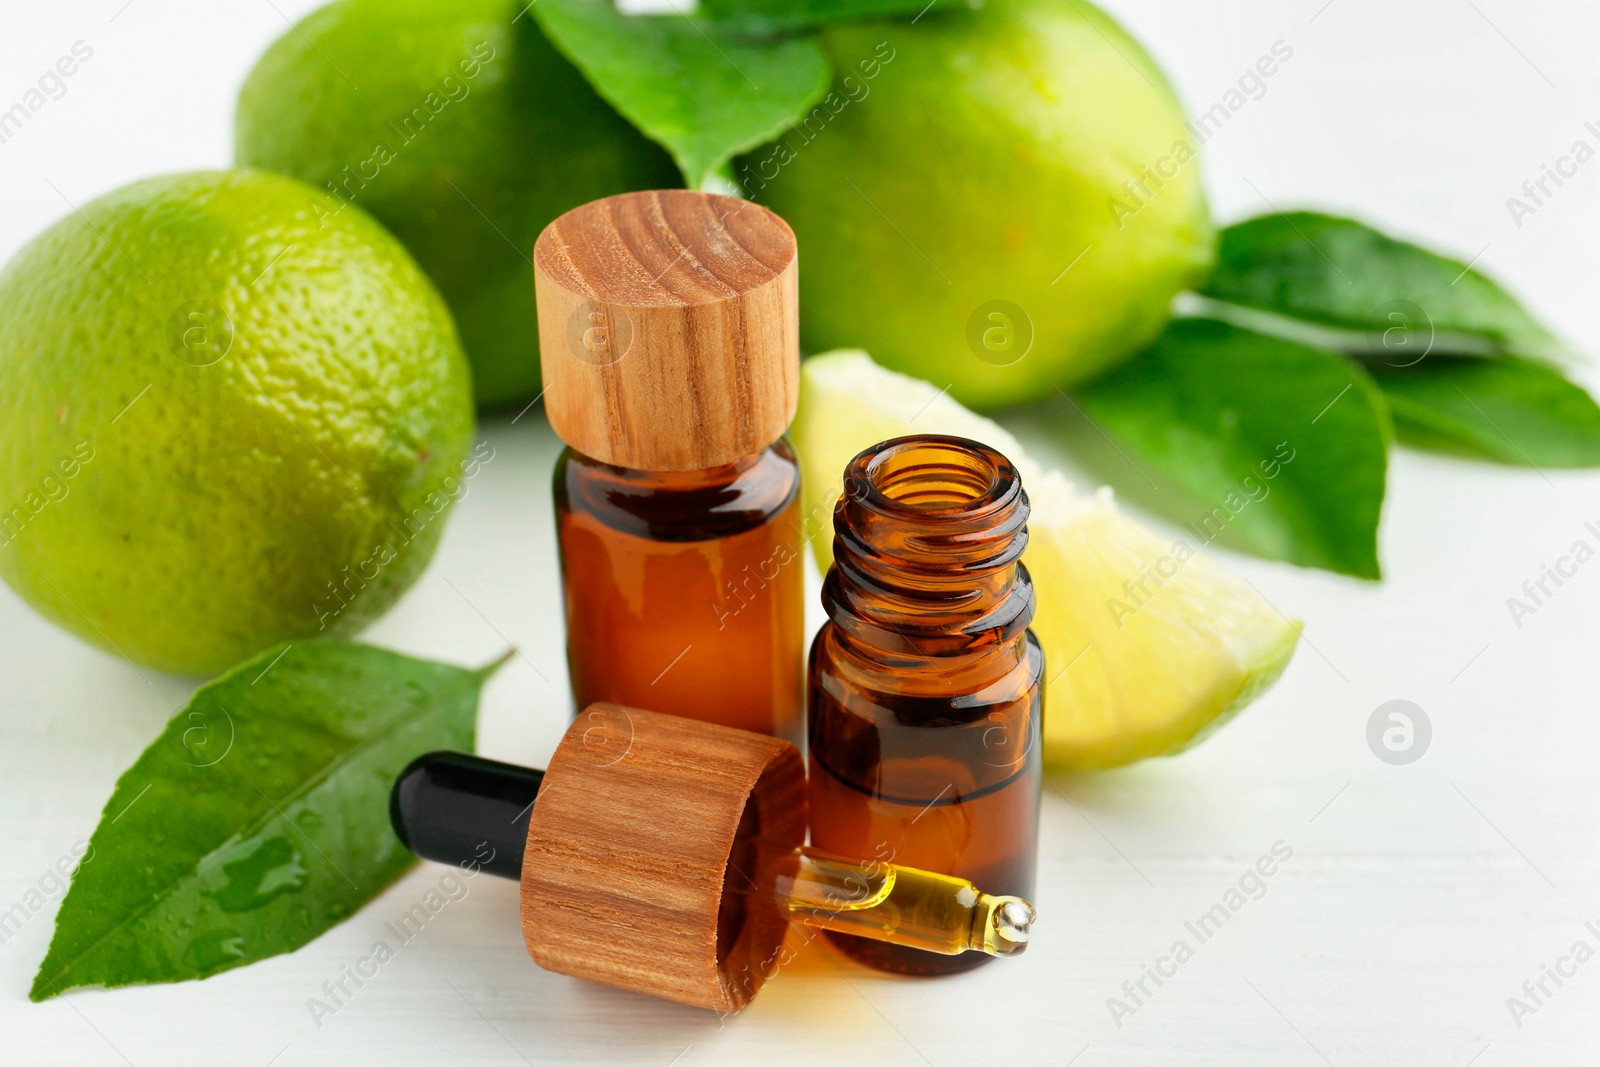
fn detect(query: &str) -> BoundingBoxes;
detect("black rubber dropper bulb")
[389,751,543,881]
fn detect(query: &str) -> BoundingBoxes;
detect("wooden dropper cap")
[533,190,800,471]
[519,704,806,1011]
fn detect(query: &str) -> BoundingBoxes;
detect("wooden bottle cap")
[533,190,799,471]
[519,703,806,1011]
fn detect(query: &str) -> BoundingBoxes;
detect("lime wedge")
[793,351,1301,770]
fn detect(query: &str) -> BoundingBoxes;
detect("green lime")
[748,0,1214,409]
[234,0,679,408]
[0,170,475,676]
[794,351,1299,770]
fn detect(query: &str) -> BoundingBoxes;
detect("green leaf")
[1200,212,1568,362]
[532,0,832,188]
[30,641,488,1000]
[1367,355,1600,468]
[699,0,934,34]
[1077,319,1391,579]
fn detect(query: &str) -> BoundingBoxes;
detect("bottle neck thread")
[823,435,1034,657]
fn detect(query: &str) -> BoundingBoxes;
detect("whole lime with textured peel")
[235,0,679,408]
[749,0,1213,409]
[794,351,1300,770]
[0,170,474,676]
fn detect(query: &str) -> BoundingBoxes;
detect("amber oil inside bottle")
[555,438,805,742]
[807,434,1043,975]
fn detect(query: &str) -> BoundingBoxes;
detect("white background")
[3,0,1600,1064]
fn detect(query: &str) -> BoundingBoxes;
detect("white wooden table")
[3,1,1598,1063]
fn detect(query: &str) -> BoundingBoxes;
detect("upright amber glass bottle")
[534,190,804,740]
[553,443,803,738]
[808,434,1044,975]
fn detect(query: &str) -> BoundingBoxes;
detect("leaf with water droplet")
[30,641,497,999]
[208,837,307,913]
